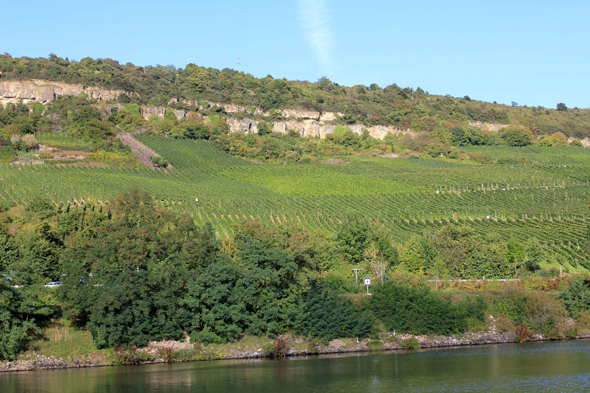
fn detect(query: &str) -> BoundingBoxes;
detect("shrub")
[294,284,374,342]
[150,156,169,168]
[400,338,420,349]
[264,337,290,359]
[369,282,487,335]
[306,340,318,354]
[10,134,21,148]
[366,340,385,351]
[23,134,38,150]
[491,289,567,336]
[499,127,533,146]
[559,275,590,318]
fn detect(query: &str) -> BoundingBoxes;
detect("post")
[352,268,362,286]
[364,277,371,296]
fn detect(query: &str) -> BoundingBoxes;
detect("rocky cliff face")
[0,79,124,105]
[207,102,412,139]
[0,79,413,140]
[468,121,510,132]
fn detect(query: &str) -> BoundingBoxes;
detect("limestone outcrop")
[140,106,165,120]
[568,137,590,147]
[0,79,411,140]
[225,118,413,139]
[0,79,124,105]
[468,121,510,132]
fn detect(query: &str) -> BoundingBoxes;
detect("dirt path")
[117,133,159,168]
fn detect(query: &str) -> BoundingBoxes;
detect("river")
[2,340,590,392]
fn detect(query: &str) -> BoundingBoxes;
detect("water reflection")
[2,340,590,393]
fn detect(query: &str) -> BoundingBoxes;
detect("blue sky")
[2,0,588,108]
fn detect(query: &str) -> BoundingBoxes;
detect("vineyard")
[0,135,588,270]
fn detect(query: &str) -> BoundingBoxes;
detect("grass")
[28,319,111,361]
[366,340,385,351]
[36,132,92,151]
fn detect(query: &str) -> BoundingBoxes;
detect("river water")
[2,340,590,392]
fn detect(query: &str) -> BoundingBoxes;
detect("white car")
[44,281,62,288]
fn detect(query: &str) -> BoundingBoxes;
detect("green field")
[0,136,588,267]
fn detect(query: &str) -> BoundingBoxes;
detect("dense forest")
[2,54,590,138]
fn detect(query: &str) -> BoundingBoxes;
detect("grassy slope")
[0,135,588,266]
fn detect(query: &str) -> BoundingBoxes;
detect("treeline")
[2,189,590,360]
[2,54,590,137]
[208,124,583,164]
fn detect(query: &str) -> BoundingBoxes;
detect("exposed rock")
[225,118,259,134]
[2,331,586,373]
[147,340,194,351]
[282,108,320,120]
[469,121,510,132]
[0,79,124,105]
[326,159,349,164]
[0,79,414,140]
[140,106,165,120]
[568,137,590,147]
[172,109,185,120]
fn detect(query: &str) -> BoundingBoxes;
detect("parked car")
[44,282,62,288]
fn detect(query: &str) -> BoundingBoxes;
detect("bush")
[369,282,487,335]
[559,275,590,318]
[366,340,385,351]
[400,337,420,349]
[150,156,169,168]
[294,284,374,342]
[491,289,567,336]
[23,134,38,150]
[500,127,533,146]
[10,134,21,148]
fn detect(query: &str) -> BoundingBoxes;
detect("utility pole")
[237,58,241,72]
[352,268,363,286]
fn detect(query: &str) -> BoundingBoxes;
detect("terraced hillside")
[0,135,588,269]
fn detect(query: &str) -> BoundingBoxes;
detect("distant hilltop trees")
[0,54,589,138]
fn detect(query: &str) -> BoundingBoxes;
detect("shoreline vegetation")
[2,329,589,373]
[1,190,590,372]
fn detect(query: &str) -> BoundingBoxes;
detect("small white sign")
[364,278,371,286]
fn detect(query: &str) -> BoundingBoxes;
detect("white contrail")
[298,0,334,73]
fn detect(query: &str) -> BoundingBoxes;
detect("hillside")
[0,54,588,274]
[1,54,590,139]
[2,55,590,364]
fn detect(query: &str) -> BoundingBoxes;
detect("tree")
[506,239,525,274]
[23,134,38,150]
[0,284,57,360]
[559,275,590,318]
[524,237,544,272]
[294,284,374,342]
[557,103,568,111]
[369,282,486,335]
[257,121,273,136]
[335,215,370,265]
[451,126,468,146]
[500,127,532,147]
[399,235,437,274]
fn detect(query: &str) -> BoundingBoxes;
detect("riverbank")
[3,328,589,373]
